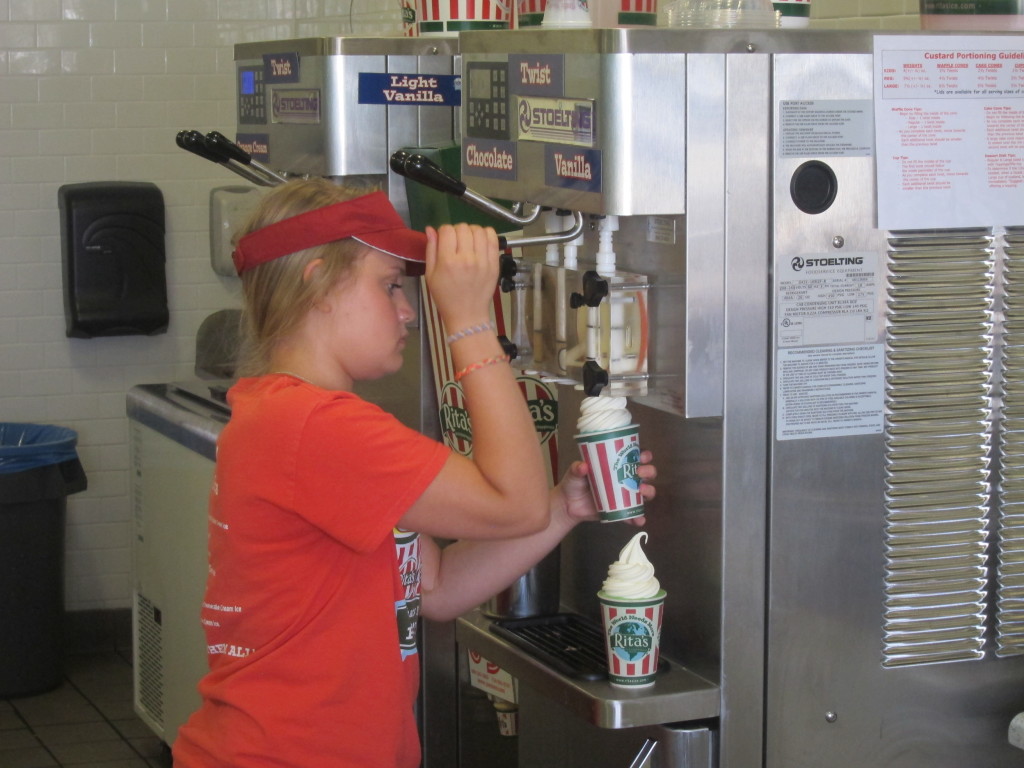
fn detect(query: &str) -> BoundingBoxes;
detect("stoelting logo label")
[792,255,864,272]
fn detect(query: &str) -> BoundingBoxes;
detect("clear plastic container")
[542,0,592,27]
[665,0,780,28]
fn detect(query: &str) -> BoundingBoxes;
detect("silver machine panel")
[450,28,1024,768]
[215,28,1024,768]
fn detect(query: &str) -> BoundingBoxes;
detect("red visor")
[232,191,428,276]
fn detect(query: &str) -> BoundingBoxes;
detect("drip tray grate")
[491,613,610,680]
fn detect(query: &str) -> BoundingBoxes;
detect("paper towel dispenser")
[58,181,169,338]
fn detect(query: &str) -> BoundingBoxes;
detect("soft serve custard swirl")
[601,531,660,600]
[576,396,632,434]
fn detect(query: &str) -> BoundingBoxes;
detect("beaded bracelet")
[454,354,511,382]
[446,321,495,345]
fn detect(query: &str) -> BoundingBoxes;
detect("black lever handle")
[178,130,222,163]
[498,335,519,361]
[570,271,610,308]
[390,151,467,197]
[205,130,251,165]
[583,361,610,396]
[390,149,412,175]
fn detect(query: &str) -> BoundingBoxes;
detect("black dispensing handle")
[390,151,467,197]
[583,361,610,396]
[177,129,222,162]
[205,130,252,165]
[498,335,519,361]
[569,271,610,308]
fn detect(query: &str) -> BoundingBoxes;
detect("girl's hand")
[557,450,657,528]
[424,223,500,331]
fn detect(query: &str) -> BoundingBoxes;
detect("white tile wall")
[0,0,402,612]
[0,0,918,613]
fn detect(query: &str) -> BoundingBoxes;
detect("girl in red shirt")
[173,178,656,768]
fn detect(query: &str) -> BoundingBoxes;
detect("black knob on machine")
[499,254,518,293]
[569,270,609,308]
[498,335,518,361]
[178,129,221,162]
[205,131,250,165]
[582,361,609,396]
[389,152,467,198]
[389,150,412,175]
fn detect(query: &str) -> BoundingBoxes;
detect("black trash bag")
[0,422,87,698]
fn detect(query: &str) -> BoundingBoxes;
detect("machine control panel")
[238,65,266,125]
[466,62,510,140]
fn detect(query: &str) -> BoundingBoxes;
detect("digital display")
[240,70,256,96]
[470,66,492,99]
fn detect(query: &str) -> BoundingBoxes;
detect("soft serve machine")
[150,23,1024,768]
[414,26,1024,768]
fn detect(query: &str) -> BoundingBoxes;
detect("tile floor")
[0,651,172,768]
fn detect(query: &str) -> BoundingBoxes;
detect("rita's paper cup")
[589,0,659,27]
[399,0,419,35]
[598,589,666,687]
[418,0,512,35]
[575,425,644,522]
[517,0,546,26]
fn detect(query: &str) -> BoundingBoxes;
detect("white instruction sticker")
[776,252,884,440]
[779,99,875,159]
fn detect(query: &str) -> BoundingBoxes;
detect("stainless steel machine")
[437,26,1024,768]
[146,26,1024,768]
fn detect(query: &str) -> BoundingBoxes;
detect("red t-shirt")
[173,375,449,768]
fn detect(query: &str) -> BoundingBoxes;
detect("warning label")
[777,345,884,440]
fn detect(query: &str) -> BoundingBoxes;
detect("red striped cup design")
[399,0,418,35]
[598,590,665,687]
[419,0,512,34]
[517,0,545,26]
[590,0,657,26]
[575,425,643,522]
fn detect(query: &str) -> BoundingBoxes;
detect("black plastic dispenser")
[58,181,169,338]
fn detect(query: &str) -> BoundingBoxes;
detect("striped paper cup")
[517,0,545,26]
[590,0,658,26]
[575,425,644,522]
[598,589,666,687]
[399,0,419,35]
[418,0,512,35]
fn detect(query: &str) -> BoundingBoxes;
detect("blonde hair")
[234,178,376,377]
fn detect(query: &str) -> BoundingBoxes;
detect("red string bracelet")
[454,354,511,383]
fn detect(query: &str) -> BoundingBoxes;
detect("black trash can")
[0,423,87,698]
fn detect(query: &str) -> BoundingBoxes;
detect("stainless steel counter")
[455,609,720,730]
[126,381,231,461]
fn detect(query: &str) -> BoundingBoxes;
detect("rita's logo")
[442,377,559,454]
[521,375,558,445]
[439,382,473,455]
[613,445,641,491]
[609,619,654,662]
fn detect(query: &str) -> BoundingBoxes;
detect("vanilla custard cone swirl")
[576,396,632,433]
[601,532,660,599]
